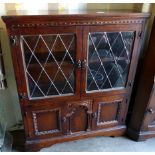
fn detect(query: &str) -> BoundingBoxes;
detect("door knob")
[147,108,154,114]
[91,112,97,119]
[75,60,81,68]
[61,117,67,123]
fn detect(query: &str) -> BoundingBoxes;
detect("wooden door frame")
[13,26,83,106]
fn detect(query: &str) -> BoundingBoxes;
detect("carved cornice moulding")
[10,19,144,28]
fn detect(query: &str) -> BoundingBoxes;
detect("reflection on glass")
[21,33,75,99]
[87,31,134,91]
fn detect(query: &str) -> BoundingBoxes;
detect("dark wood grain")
[127,17,155,141]
[2,12,149,151]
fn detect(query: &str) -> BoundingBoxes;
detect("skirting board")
[25,125,126,152]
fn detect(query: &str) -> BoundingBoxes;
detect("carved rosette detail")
[11,20,144,29]
[66,100,93,117]
[32,108,61,136]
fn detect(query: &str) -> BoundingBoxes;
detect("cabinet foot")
[127,128,155,141]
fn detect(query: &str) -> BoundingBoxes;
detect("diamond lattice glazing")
[21,34,75,99]
[87,31,134,91]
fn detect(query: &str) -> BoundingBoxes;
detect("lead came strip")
[87,31,134,91]
[21,33,75,99]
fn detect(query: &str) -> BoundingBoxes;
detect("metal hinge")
[19,93,28,100]
[137,31,143,39]
[10,35,18,46]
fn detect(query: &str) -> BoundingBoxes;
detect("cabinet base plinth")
[25,125,126,152]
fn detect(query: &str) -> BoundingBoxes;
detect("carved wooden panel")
[97,101,121,126]
[32,108,61,136]
[9,19,144,28]
[64,100,93,134]
[92,96,125,130]
[70,107,88,132]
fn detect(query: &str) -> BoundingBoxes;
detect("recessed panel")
[97,101,120,125]
[32,109,61,135]
[70,108,88,133]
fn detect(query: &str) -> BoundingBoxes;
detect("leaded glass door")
[19,27,81,100]
[81,26,136,97]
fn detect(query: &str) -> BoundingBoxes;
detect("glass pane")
[21,33,76,99]
[87,31,134,92]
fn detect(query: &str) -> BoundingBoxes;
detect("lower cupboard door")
[92,95,127,130]
[25,105,66,139]
[64,100,93,134]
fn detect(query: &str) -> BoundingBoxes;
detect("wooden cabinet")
[127,17,155,141]
[2,12,149,151]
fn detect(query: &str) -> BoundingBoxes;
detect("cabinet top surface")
[2,10,150,18]
[2,10,150,27]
